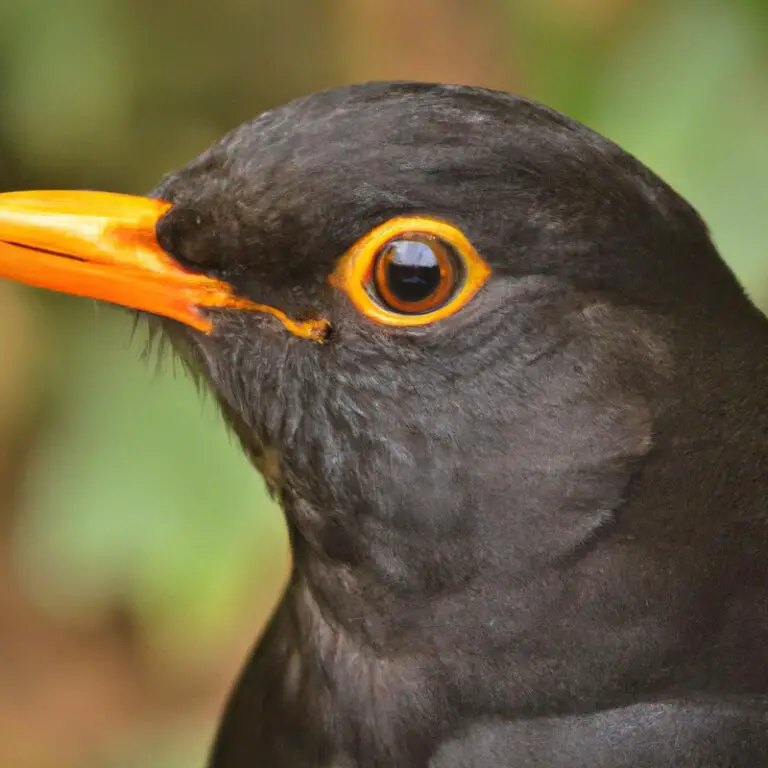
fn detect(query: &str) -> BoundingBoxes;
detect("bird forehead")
[155,85,659,260]
[178,82,611,196]
[149,82,713,313]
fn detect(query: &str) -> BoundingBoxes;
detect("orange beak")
[0,190,277,334]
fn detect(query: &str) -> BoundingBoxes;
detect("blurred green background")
[0,0,765,765]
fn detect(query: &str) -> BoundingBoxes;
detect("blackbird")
[0,82,767,767]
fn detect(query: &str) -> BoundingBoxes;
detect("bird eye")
[372,236,457,314]
[329,216,491,328]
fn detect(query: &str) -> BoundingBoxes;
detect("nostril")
[156,205,219,272]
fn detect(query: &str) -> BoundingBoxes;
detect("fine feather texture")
[140,82,768,766]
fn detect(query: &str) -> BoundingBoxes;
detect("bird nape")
[0,82,767,767]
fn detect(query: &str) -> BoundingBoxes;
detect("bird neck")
[210,566,436,766]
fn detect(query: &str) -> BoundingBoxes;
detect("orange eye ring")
[329,216,491,328]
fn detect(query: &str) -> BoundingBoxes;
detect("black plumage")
[7,82,768,766]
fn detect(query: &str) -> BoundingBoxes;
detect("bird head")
[0,83,764,666]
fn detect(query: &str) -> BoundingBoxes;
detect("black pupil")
[382,239,443,304]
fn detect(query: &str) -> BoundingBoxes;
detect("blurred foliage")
[15,307,288,654]
[0,0,764,766]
